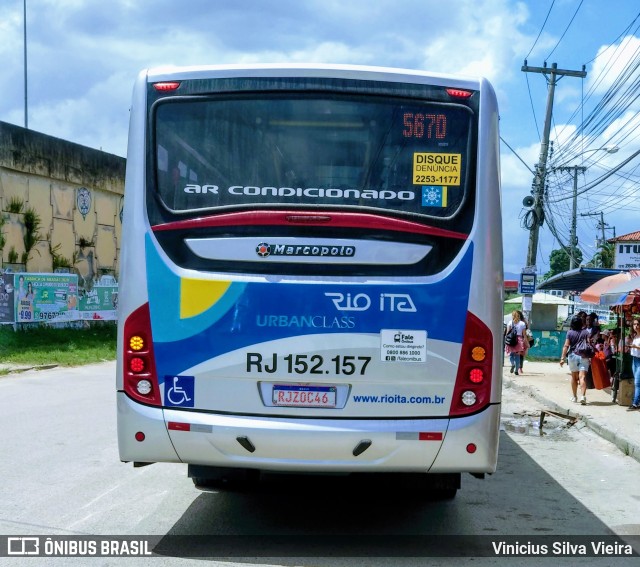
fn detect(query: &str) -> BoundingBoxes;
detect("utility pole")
[558,165,586,269]
[581,211,607,248]
[581,211,615,266]
[520,62,586,325]
[23,0,28,129]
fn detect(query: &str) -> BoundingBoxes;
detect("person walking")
[559,315,592,405]
[576,311,588,329]
[586,312,601,340]
[505,310,527,376]
[517,310,531,374]
[627,318,640,411]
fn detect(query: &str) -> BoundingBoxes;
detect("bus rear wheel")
[406,472,460,499]
[428,473,460,499]
[189,465,259,492]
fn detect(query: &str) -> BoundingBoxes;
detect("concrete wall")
[0,121,125,284]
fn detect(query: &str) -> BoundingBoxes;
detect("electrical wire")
[550,147,640,203]
[521,8,640,268]
[552,32,640,165]
[525,72,541,141]
[525,0,555,60]
[582,10,640,66]
[500,136,535,174]
[546,0,584,61]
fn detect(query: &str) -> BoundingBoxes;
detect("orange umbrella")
[580,270,640,304]
[600,275,640,305]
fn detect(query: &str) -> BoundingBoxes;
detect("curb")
[0,364,59,375]
[505,376,640,465]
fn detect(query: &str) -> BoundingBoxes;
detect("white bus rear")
[117,64,503,497]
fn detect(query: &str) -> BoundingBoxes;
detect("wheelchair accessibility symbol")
[164,375,195,407]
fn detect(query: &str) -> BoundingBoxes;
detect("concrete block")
[617,379,635,406]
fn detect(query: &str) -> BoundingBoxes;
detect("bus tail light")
[449,312,493,416]
[123,303,161,406]
[446,88,473,98]
[153,81,181,92]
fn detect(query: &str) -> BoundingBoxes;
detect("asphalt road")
[1,362,638,566]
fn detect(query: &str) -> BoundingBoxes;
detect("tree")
[588,242,615,268]
[546,247,583,278]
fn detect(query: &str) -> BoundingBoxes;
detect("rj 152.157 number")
[247,353,371,375]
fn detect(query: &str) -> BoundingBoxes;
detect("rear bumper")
[117,393,180,463]
[117,392,499,473]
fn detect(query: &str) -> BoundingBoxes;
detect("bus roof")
[144,63,485,91]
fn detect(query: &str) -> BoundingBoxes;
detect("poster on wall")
[79,284,118,320]
[14,273,79,323]
[0,273,15,324]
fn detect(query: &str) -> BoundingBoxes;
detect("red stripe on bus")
[167,422,191,431]
[418,432,444,441]
[152,211,467,240]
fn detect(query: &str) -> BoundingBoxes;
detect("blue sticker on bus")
[422,185,448,207]
[164,375,195,407]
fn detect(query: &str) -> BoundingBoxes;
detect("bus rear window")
[153,94,474,219]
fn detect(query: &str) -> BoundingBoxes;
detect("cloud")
[420,1,531,84]
[29,71,132,156]
[7,0,618,275]
[1,0,549,156]
[588,35,640,98]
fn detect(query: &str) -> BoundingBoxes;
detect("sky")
[2,0,640,277]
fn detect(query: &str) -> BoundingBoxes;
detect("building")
[504,279,519,294]
[0,121,125,285]
[611,231,640,270]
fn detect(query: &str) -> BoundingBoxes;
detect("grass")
[0,323,116,371]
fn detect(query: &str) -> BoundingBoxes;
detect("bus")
[117,64,503,498]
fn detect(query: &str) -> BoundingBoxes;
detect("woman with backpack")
[505,310,527,376]
[559,315,592,405]
[517,310,533,374]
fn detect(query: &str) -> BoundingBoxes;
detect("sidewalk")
[504,359,640,464]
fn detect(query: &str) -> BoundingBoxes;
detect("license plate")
[272,384,337,408]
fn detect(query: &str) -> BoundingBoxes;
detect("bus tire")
[424,473,460,499]
[435,486,458,500]
[189,466,259,491]
[393,472,459,499]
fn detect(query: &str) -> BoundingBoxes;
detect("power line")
[525,0,556,60]
[552,32,640,165]
[500,136,535,174]
[582,10,640,66]
[524,73,541,141]
[546,0,584,61]
[550,147,640,202]
[521,61,586,324]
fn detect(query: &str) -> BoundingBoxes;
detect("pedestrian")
[577,311,588,329]
[604,329,619,381]
[517,310,531,374]
[505,310,527,376]
[586,312,601,339]
[559,314,592,405]
[627,318,640,411]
